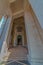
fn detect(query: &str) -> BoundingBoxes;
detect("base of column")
[31,62,43,65]
[0,41,8,62]
[28,56,43,65]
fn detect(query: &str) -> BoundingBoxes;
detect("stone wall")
[24,0,43,65]
[29,0,43,29]
[0,0,11,18]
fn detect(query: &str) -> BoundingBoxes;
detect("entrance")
[17,35,22,45]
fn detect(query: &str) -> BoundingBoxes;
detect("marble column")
[0,41,8,62]
[24,11,43,65]
[0,17,12,62]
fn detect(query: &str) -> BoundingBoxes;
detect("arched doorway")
[17,35,22,45]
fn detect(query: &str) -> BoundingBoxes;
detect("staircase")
[1,46,30,65]
[8,45,28,60]
[2,60,30,65]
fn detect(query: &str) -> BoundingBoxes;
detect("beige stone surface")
[8,45,28,61]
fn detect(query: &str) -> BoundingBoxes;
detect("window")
[0,16,4,28]
[0,16,7,36]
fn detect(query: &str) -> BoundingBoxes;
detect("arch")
[17,35,22,45]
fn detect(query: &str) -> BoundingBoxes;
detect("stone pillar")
[0,17,12,62]
[0,41,8,62]
[24,10,43,65]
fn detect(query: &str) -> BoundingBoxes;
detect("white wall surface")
[29,0,43,29]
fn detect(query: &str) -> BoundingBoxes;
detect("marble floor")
[2,45,30,65]
[8,45,28,61]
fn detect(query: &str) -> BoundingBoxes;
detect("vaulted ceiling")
[10,0,24,13]
[8,0,25,18]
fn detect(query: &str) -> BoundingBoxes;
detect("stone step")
[2,60,28,65]
[18,60,30,65]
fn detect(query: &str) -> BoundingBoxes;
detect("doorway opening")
[17,35,22,45]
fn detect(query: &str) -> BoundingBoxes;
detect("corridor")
[0,0,43,65]
[1,16,30,65]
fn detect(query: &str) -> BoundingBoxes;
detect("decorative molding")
[9,0,16,3]
[12,10,24,19]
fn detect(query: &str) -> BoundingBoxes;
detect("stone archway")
[17,35,22,45]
